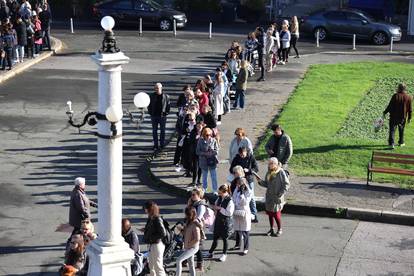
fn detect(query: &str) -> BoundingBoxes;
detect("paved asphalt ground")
[0,27,413,276]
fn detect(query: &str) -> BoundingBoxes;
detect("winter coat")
[229,153,259,184]
[258,169,290,212]
[196,137,219,170]
[183,221,201,249]
[213,82,224,117]
[200,112,217,129]
[123,228,140,254]
[232,183,252,232]
[69,186,95,229]
[34,19,42,45]
[15,20,27,46]
[228,136,253,163]
[147,92,171,117]
[280,30,291,49]
[213,195,234,238]
[265,34,274,54]
[143,216,166,244]
[181,120,198,171]
[383,92,412,124]
[235,67,248,91]
[265,132,293,165]
[39,9,51,30]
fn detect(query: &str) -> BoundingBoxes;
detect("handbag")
[233,209,246,217]
[206,155,218,167]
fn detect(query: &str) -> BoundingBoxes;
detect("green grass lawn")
[256,62,414,188]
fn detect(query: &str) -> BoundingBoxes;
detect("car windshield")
[143,0,162,9]
[358,11,376,22]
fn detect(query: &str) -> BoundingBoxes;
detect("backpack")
[161,217,173,245]
[202,205,215,229]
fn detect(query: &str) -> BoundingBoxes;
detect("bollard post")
[173,19,177,37]
[70,18,74,34]
[352,34,356,50]
[139,17,142,37]
[209,22,212,39]
[389,37,394,52]
[316,30,320,48]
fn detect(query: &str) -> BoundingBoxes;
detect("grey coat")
[69,186,94,229]
[196,137,219,170]
[265,132,293,165]
[258,169,290,212]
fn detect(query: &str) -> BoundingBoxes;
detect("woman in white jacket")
[264,28,275,72]
[213,71,225,125]
[231,167,252,255]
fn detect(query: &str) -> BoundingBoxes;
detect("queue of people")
[0,0,51,70]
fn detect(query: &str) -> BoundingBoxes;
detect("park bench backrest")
[372,151,414,166]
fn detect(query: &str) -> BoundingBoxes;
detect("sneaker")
[251,216,259,223]
[219,254,227,262]
[266,229,275,236]
[294,55,300,58]
[399,143,405,147]
[242,250,248,255]
[275,229,283,237]
[217,121,222,126]
[389,144,395,150]
[174,165,182,172]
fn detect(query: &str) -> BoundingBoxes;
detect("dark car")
[93,0,187,31]
[301,9,402,45]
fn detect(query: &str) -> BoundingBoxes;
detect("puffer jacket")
[143,216,166,244]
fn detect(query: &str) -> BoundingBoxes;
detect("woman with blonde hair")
[256,157,290,237]
[279,20,291,64]
[196,127,219,192]
[289,16,300,58]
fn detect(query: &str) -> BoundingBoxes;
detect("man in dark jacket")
[69,177,97,234]
[256,26,265,82]
[39,4,51,50]
[122,218,140,253]
[147,82,171,150]
[229,146,259,222]
[265,124,293,169]
[383,83,412,148]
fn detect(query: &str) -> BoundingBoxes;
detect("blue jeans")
[151,116,167,148]
[233,89,245,109]
[202,167,218,192]
[248,182,257,216]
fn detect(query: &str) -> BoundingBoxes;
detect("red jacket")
[197,92,209,112]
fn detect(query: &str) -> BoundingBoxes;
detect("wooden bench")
[367,151,414,185]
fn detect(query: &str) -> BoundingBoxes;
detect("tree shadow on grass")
[294,144,389,155]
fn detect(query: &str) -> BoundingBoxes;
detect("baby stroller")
[138,221,184,276]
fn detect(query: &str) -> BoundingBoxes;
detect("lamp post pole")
[87,17,134,276]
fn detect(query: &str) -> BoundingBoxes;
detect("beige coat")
[258,168,290,212]
[183,221,201,249]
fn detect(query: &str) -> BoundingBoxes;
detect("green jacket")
[236,67,248,91]
[265,132,293,165]
[258,169,290,212]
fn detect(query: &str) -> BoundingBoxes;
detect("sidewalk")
[149,52,414,226]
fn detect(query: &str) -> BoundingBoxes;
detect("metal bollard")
[389,37,394,52]
[173,19,176,37]
[352,34,356,50]
[316,30,320,48]
[139,18,142,37]
[70,18,74,34]
[209,22,212,39]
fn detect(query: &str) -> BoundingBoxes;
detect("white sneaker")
[217,121,222,125]
[219,254,227,262]
[243,250,248,255]
[174,165,182,172]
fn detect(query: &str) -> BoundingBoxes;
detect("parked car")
[301,9,402,45]
[93,0,187,31]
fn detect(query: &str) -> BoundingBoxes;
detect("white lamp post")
[86,16,133,276]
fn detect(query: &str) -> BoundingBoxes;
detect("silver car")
[301,9,402,45]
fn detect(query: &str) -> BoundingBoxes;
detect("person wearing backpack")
[142,201,167,276]
[175,207,202,276]
[207,184,234,262]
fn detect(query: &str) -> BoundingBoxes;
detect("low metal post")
[70,18,74,34]
[316,30,320,48]
[139,18,142,37]
[173,19,176,37]
[209,22,212,39]
[352,34,356,50]
[389,37,394,52]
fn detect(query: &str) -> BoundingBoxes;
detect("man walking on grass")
[383,83,412,149]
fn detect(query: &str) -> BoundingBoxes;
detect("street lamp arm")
[67,111,106,129]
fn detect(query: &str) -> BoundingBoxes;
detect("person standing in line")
[279,20,291,64]
[196,127,219,193]
[142,201,167,276]
[32,13,42,57]
[207,184,234,262]
[213,70,225,125]
[187,188,206,271]
[383,83,412,149]
[233,60,248,110]
[256,157,290,237]
[1,26,15,70]
[14,14,27,63]
[228,127,253,163]
[264,27,275,72]
[39,4,51,50]
[265,124,293,170]
[148,82,171,151]
[69,177,97,236]
[256,26,265,81]
[289,16,300,58]
[175,207,202,276]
